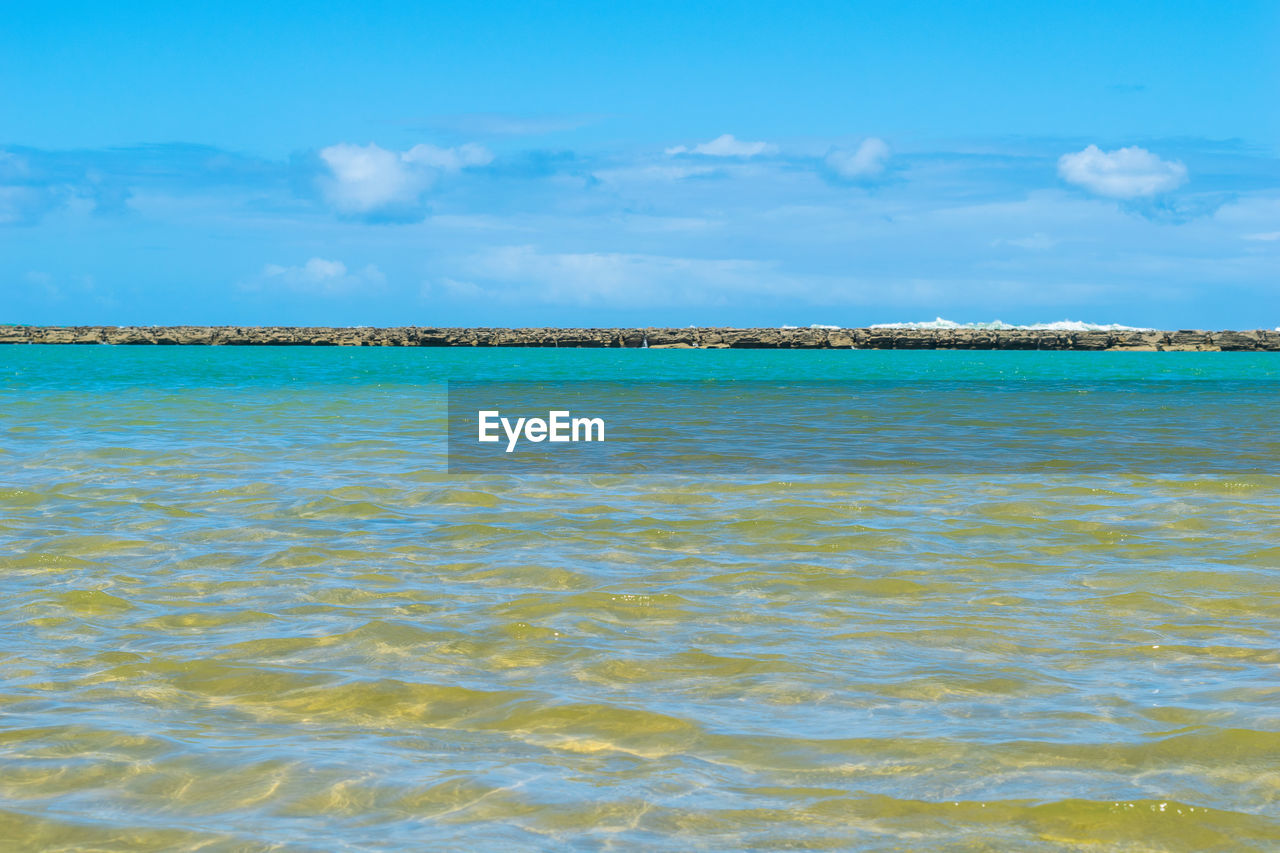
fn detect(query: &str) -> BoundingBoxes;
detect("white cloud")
[402,142,493,171]
[318,141,492,214]
[1242,231,1280,241]
[258,257,386,295]
[1057,145,1188,199]
[454,245,793,305]
[666,134,777,158]
[441,245,1052,310]
[319,143,422,213]
[422,277,487,300]
[825,138,890,179]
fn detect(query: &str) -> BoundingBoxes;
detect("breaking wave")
[866,317,1153,331]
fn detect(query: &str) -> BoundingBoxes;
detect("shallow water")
[2,348,1278,851]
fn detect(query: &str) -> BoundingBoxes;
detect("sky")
[2,0,1278,328]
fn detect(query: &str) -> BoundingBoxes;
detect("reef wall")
[3,325,1279,350]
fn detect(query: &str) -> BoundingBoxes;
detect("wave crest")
[867,317,1153,332]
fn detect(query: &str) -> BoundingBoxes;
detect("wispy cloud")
[0,184,68,225]
[448,245,793,306]
[1057,145,1188,199]
[0,151,29,180]
[666,134,777,157]
[1,143,298,226]
[593,163,719,184]
[253,258,386,295]
[401,143,493,171]
[0,148,113,224]
[1242,230,1280,241]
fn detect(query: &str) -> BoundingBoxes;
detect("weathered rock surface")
[2,325,1279,351]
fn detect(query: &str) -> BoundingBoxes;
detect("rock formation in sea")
[2,325,1278,350]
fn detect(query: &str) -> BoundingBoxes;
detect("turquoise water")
[2,347,1278,851]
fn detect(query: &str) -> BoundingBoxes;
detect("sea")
[2,346,1278,851]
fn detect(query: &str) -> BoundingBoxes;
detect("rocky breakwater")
[2,325,1280,351]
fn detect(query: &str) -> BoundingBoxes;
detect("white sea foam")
[780,324,844,330]
[867,317,1153,332]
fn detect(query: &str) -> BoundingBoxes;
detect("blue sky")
[2,0,1278,328]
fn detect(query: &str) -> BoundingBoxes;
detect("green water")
[2,348,1278,851]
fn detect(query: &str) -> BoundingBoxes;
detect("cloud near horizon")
[318,142,492,215]
[1057,145,1188,199]
[444,245,795,306]
[4,136,1279,328]
[256,258,386,295]
[0,148,140,224]
[825,138,891,180]
[665,134,777,157]
[0,184,66,225]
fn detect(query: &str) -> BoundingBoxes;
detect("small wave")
[868,316,1153,331]
[780,324,843,331]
